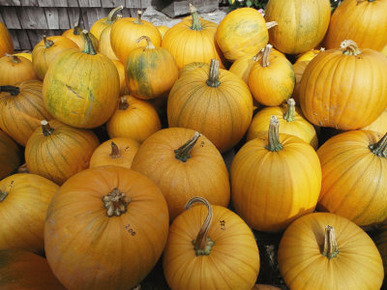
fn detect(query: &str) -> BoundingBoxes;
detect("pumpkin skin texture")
[215,7,272,62]
[230,117,322,233]
[264,0,331,55]
[99,25,119,61]
[316,130,387,227]
[44,166,169,290]
[125,36,178,100]
[106,95,161,143]
[162,5,224,70]
[374,225,387,276]
[0,54,38,86]
[167,59,253,153]
[89,137,140,169]
[0,249,65,290]
[0,80,53,146]
[0,21,13,57]
[163,197,260,290]
[157,25,169,38]
[0,173,59,254]
[43,32,120,129]
[32,35,79,80]
[299,40,387,130]
[361,108,387,135]
[131,128,230,221]
[111,60,130,95]
[277,212,384,290]
[90,6,123,41]
[324,0,387,51]
[25,120,100,185]
[0,130,20,179]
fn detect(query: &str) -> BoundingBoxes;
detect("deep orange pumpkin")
[0,54,38,86]
[0,130,20,180]
[0,21,13,57]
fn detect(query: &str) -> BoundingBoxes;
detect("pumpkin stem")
[266,21,278,30]
[174,131,201,162]
[261,44,273,68]
[341,40,362,56]
[82,30,97,55]
[369,132,387,158]
[119,96,129,110]
[41,120,54,136]
[102,188,132,217]
[136,35,155,50]
[206,59,221,88]
[189,4,202,31]
[322,225,339,259]
[133,10,143,25]
[0,85,20,96]
[106,5,123,23]
[266,115,283,152]
[253,47,264,62]
[185,197,215,256]
[43,35,54,49]
[283,98,296,122]
[110,142,121,159]
[0,180,14,202]
[73,21,82,35]
[6,53,21,64]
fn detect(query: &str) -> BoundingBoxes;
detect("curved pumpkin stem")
[322,225,339,259]
[0,180,14,202]
[133,10,143,25]
[284,98,296,122]
[341,40,361,56]
[206,59,221,88]
[82,30,97,55]
[369,132,387,158]
[106,5,123,23]
[174,131,201,162]
[102,188,132,217]
[136,35,155,50]
[5,53,21,64]
[110,142,121,159]
[119,96,129,110]
[41,120,54,136]
[266,21,278,30]
[0,85,20,96]
[43,35,54,49]
[73,21,82,35]
[261,44,273,67]
[266,115,283,152]
[185,197,215,256]
[189,3,202,31]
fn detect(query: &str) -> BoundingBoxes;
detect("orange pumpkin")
[163,197,260,289]
[0,250,65,289]
[162,4,225,69]
[32,35,78,80]
[167,59,253,153]
[361,108,387,135]
[299,40,387,130]
[0,173,59,254]
[131,128,230,221]
[44,166,169,290]
[317,130,387,227]
[278,212,384,289]
[111,59,130,95]
[90,5,123,40]
[0,54,38,86]
[0,21,13,56]
[231,116,322,232]
[157,25,169,38]
[13,51,33,62]
[125,36,178,100]
[106,95,162,143]
[0,80,53,146]
[111,10,161,64]
[62,22,99,51]
[0,130,20,179]
[89,137,140,169]
[99,25,120,60]
[25,120,100,185]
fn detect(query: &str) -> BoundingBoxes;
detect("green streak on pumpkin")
[126,53,156,98]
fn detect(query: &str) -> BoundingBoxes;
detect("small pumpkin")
[0,54,38,86]
[0,249,64,289]
[0,130,20,179]
[163,197,260,289]
[277,212,384,289]
[44,166,169,290]
[62,22,99,51]
[25,120,100,185]
[131,128,230,221]
[89,137,140,169]
[125,35,178,100]
[0,21,13,57]
[90,5,123,40]
[0,173,59,254]
[106,95,162,143]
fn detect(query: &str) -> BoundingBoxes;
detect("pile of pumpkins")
[0,0,386,289]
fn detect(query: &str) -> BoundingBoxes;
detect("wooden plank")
[0,0,21,5]
[88,0,101,7]
[126,0,141,8]
[101,0,125,8]
[44,7,59,29]
[1,7,22,29]
[8,29,20,51]
[15,29,31,51]
[20,0,39,6]
[67,0,80,7]
[58,7,70,29]
[20,7,48,29]
[37,0,68,6]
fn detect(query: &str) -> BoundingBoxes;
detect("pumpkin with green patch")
[42,30,120,129]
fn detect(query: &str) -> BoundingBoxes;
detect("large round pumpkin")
[0,173,59,254]
[299,40,387,130]
[0,54,38,86]
[317,130,387,227]
[25,120,100,185]
[131,127,230,221]
[0,249,64,289]
[167,59,253,153]
[264,0,331,55]
[43,31,120,128]
[277,212,384,289]
[230,116,322,232]
[44,166,169,290]
[0,21,13,57]
[163,197,260,289]
[0,80,53,146]
[0,130,20,179]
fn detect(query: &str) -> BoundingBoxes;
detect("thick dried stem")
[106,5,123,23]
[136,35,155,50]
[110,142,121,159]
[133,10,143,25]
[119,96,129,110]
[102,188,132,217]
[322,225,339,259]
[0,86,20,96]
[41,120,54,136]
[284,98,296,122]
[6,53,21,64]
[261,44,273,67]
[189,3,202,31]
[206,59,221,88]
[265,115,283,152]
[43,35,54,49]
[266,21,278,30]
[82,30,97,55]
[174,132,201,162]
[341,40,361,56]
[369,132,387,158]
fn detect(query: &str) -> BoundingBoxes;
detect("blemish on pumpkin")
[66,85,84,99]
[71,111,80,115]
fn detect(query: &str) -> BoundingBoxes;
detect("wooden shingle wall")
[0,0,151,51]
